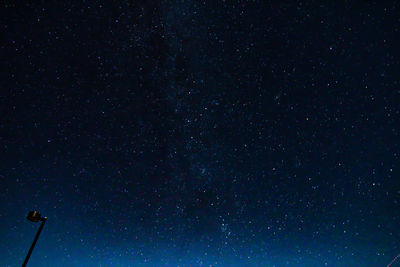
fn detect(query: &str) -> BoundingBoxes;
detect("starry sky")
[1,1,400,266]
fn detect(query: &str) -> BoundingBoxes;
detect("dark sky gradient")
[1,1,400,266]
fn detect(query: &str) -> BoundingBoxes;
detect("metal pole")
[22,218,46,267]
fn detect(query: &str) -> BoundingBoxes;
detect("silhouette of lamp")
[23,211,47,267]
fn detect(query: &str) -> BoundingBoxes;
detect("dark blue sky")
[1,1,399,266]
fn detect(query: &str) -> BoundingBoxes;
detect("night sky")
[1,1,400,266]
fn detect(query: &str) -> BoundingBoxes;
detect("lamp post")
[23,211,47,267]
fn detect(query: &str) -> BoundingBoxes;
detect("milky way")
[1,1,399,266]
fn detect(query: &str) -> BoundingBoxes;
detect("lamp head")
[27,211,42,222]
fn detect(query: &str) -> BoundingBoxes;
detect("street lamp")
[23,211,47,267]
